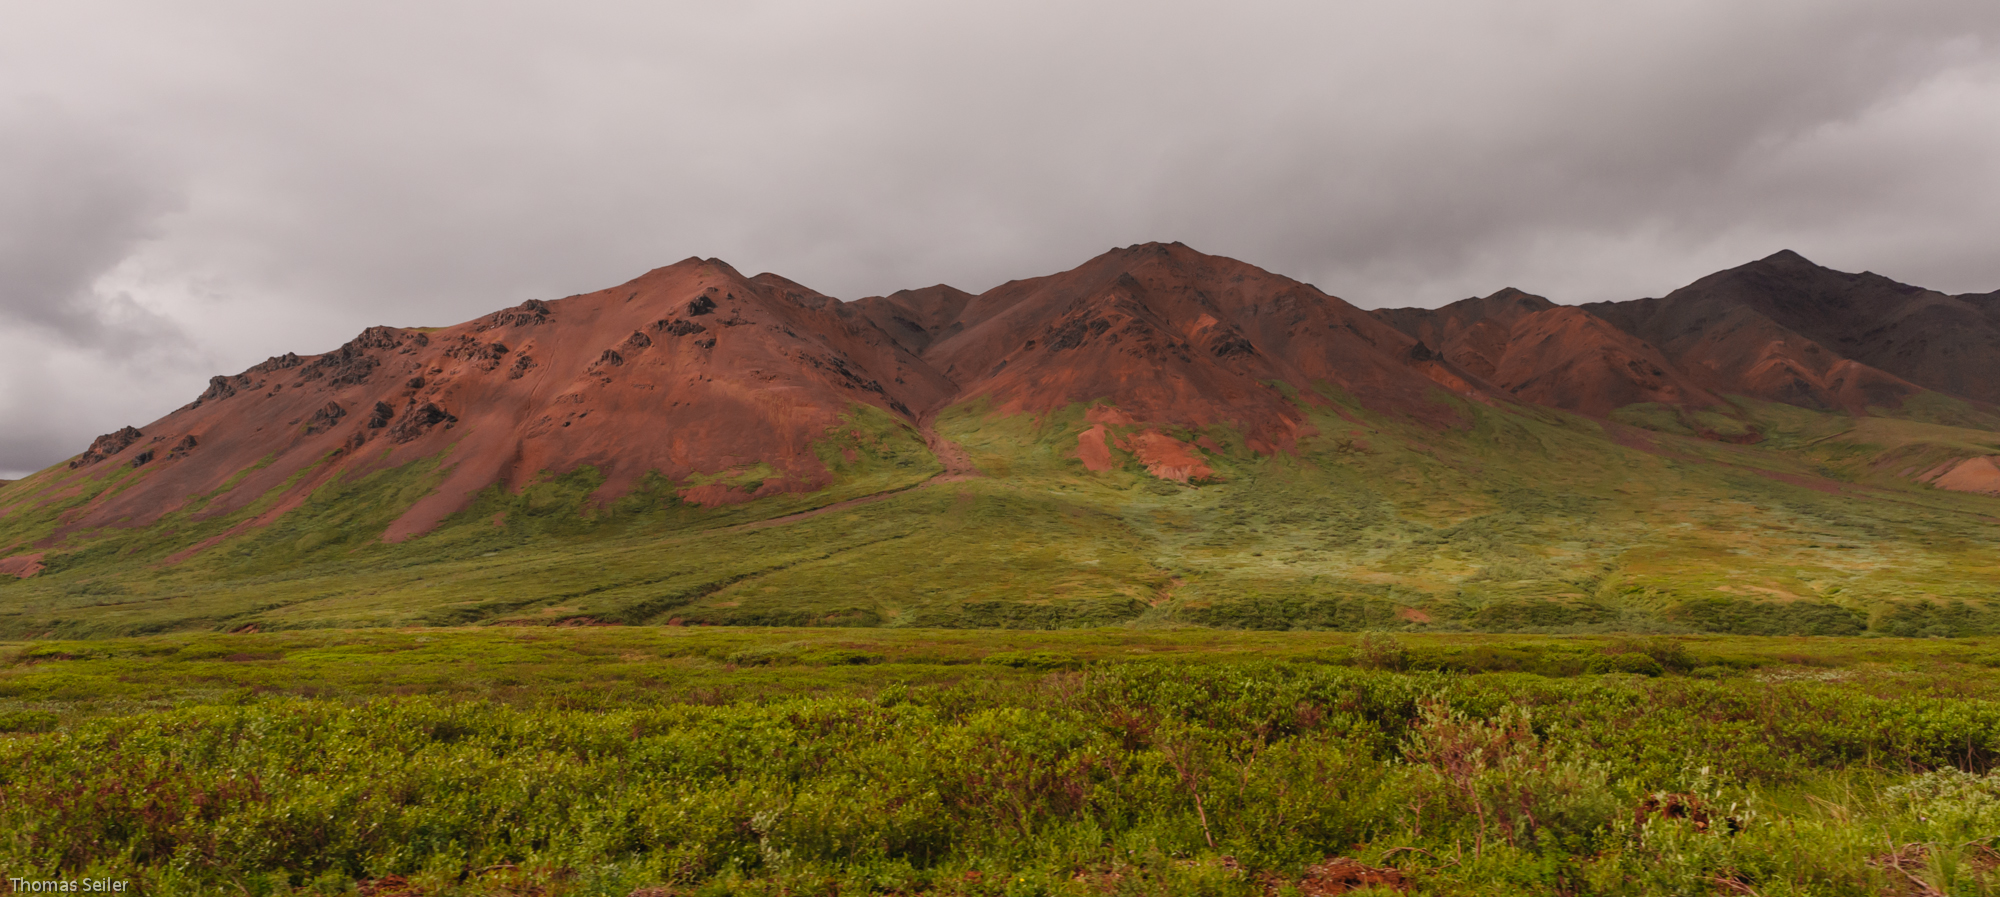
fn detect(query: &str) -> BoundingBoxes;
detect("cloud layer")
[3,0,1998,476]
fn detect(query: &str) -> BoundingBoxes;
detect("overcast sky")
[3,1,1998,477]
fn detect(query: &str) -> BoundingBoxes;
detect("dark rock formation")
[390,403,456,443]
[70,426,145,468]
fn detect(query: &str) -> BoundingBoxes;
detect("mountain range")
[2,243,1997,637]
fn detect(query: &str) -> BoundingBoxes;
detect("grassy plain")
[3,627,1999,895]
[1,393,1998,638]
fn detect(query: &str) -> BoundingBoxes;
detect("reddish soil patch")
[1274,857,1409,895]
[1118,429,1213,482]
[675,483,756,508]
[918,421,982,481]
[1932,456,2000,495]
[1413,360,1477,395]
[1077,424,1115,472]
[1085,404,1136,425]
[1635,792,1737,834]
[0,552,45,579]
[357,876,424,897]
[1396,606,1432,623]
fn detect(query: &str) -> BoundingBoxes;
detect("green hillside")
[2,389,1997,638]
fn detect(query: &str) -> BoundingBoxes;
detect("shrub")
[1354,631,1409,671]
[0,710,59,733]
[1587,652,1664,676]
[981,650,1080,671]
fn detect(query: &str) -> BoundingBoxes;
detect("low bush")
[3,639,1999,894]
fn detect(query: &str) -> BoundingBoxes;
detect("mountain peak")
[1477,288,1556,313]
[1755,249,1815,267]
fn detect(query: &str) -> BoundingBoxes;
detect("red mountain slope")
[919,242,1465,450]
[1372,289,1722,417]
[1619,251,2000,404]
[53,257,952,540]
[1582,252,1968,412]
[848,285,978,355]
[1371,288,1558,373]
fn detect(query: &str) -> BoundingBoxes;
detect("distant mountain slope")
[1581,250,1997,410]
[847,284,978,355]
[1371,288,1721,417]
[1694,251,2000,404]
[1371,287,1557,358]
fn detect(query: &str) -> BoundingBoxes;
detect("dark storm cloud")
[2,0,1998,476]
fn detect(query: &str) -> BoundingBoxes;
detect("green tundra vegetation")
[2,627,1998,895]
[3,393,1998,894]
[1,391,1997,640]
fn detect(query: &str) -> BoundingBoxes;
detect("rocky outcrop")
[482,299,552,330]
[389,403,456,443]
[443,337,511,371]
[194,374,250,406]
[299,346,379,387]
[653,318,708,337]
[69,426,144,468]
[304,401,347,434]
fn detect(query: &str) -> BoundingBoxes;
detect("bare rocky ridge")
[68,426,147,469]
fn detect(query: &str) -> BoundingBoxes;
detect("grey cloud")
[2,0,1999,475]
[0,105,184,348]
[0,105,208,476]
